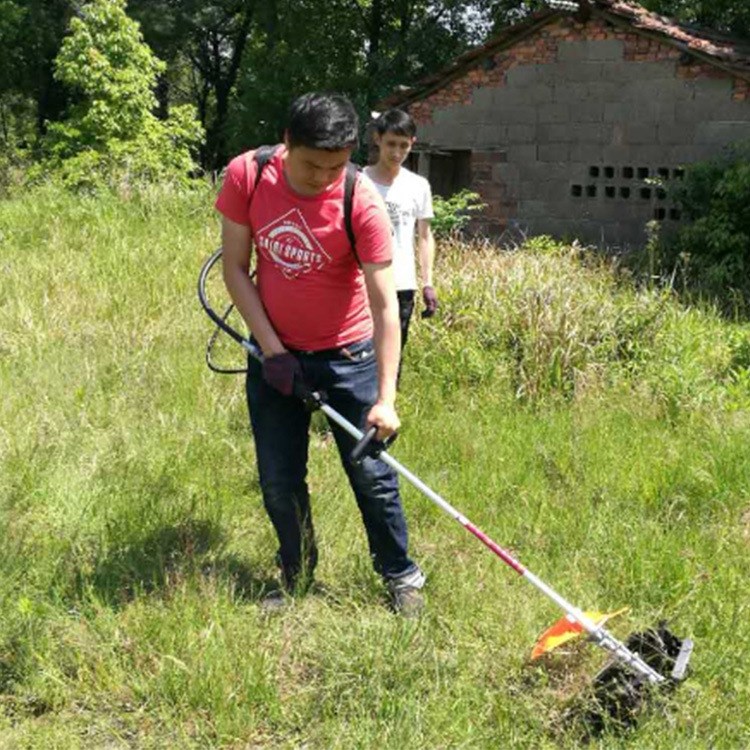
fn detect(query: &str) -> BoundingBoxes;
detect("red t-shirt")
[215,147,392,351]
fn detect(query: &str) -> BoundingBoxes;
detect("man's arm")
[221,216,285,357]
[362,260,401,439]
[417,218,438,316]
[416,218,435,288]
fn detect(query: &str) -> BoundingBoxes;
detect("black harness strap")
[252,144,281,190]
[343,161,360,267]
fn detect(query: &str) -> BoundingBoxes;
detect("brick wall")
[408,16,750,247]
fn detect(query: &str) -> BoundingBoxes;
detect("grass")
[1,185,750,747]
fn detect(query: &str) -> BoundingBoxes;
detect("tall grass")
[1,186,750,747]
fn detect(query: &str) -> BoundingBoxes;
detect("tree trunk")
[366,0,384,100]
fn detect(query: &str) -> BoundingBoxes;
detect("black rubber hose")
[197,247,247,346]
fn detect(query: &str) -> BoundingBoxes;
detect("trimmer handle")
[292,379,323,412]
[350,425,397,464]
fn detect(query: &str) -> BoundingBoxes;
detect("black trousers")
[397,290,415,384]
[397,289,415,352]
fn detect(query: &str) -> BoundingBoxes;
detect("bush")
[0,144,30,198]
[39,105,204,192]
[665,141,750,306]
[431,189,486,239]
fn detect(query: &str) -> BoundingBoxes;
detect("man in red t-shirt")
[216,92,425,616]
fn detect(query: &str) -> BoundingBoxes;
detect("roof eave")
[598,8,750,83]
[378,3,750,109]
[376,10,561,109]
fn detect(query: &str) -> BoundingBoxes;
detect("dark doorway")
[428,150,472,197]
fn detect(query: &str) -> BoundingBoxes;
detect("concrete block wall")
[409,16,750,248]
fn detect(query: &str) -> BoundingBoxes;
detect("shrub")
[666,141,750,306]
[431,189,486,239]
[0,143,30,198]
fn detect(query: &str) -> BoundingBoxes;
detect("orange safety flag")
[531,607,629,660]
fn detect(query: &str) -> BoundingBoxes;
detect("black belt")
[289,341,368,359]
[249,337,370,361]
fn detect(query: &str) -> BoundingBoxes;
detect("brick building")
[378,0,750,247]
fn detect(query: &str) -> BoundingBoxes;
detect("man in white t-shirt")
[364,110,436,366]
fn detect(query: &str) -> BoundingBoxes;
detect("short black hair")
[373,109,416,139]
[286,92,359,151]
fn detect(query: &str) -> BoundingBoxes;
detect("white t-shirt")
[363,166,434,291]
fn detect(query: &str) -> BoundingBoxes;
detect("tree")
[227,0,494,158]
[38,0,203,190]
[229,0,363,151]
[0,0,73,149]
[642,0,750,37]
[127,0,500,167]
[9,0,747,178]
[128,0,257,169]
[351,0,497,103]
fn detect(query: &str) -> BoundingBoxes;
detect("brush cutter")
[198,247,693,730]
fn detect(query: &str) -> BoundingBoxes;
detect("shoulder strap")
[252,144,282,190]
[245,143,281,225]
[344,162,361,268]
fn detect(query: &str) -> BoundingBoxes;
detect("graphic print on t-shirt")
[385,200,409,232]
[255,208,331,280]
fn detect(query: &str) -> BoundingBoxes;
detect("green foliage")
[0,93,35,196]
[0,1,25,94]
[228,1,499,163]
[0,1,80,158]
[665,142,750,305]
[35,0,203,191]
[0,2,65,181]
[4,0,750,176]
[641,0,750,37]
[430,189,487,239]
[230,0,364,150]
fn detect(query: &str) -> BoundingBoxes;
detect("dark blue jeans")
[245,338,418,586]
